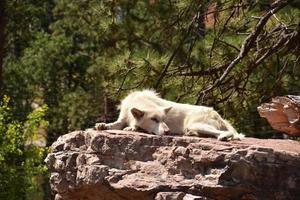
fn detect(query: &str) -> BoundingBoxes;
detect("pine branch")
[196,0,291,104]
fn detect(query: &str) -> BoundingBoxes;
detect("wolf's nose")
[164,130,170,134]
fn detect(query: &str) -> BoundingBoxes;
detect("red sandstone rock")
[45,129,300,200]
[258,95,300,136]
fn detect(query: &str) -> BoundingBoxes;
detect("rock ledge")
[45,129,300,200]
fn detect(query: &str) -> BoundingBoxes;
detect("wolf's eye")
[151,117,159,123]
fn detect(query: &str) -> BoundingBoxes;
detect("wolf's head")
[130,107,172,135]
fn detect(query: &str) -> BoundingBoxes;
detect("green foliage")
[3,1,300,139]
[1,1,299,198]
[0,96,49,200]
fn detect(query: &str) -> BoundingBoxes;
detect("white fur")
[95,90,244,140]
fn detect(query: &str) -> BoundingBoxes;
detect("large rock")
[258,95,300,137]
[45,129,300,200]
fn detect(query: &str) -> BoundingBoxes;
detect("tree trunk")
[257,95,300,137]
[0,0,5,95]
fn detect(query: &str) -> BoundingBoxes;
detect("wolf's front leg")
[94,121,125,130]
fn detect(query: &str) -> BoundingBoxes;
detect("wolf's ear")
[131,108,144,119]
[164,107,172,114]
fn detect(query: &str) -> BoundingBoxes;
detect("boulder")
[258,95,300,137]
[45,129,300,200]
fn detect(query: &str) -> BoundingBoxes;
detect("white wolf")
[95,90,244,140]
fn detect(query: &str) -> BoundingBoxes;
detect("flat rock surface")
[45,129,300,200]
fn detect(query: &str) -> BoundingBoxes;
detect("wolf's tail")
[222,119,245,140]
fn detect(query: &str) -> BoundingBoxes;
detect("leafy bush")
[0,96,49,200]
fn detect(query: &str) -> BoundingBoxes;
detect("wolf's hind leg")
[185,123,233,141]
[95,121,125,130]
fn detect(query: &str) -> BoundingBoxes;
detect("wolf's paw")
[185,130,198,136]
[217,135,228,141]
[233,133,245,140]
[217,132,233,141]
[94,123,108,130]
[123,126,137,132]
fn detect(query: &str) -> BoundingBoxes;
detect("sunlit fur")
[95,90,244,140]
